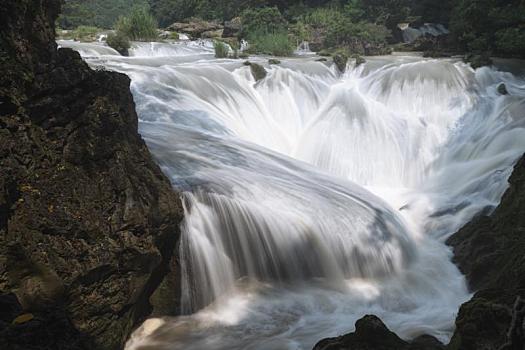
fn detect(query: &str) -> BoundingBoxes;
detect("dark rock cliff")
[446,154,525,350]
[314,155,525,349]
[0,1,183,349]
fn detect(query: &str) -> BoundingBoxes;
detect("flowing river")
[59,40,525,350]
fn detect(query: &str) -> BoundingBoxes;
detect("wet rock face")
[446,154,525,349]
[0,1,183,349]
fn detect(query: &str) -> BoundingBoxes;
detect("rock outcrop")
[313,315,444,350]
[166,18,223,39]
[0,1,183,349]
[446,154,525,349]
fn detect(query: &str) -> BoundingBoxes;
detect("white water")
[59,40,525,349]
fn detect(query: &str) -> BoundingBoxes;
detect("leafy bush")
[115,6,158,41]
[214,41,230,58]
[106,32,131,55]
[495,27,525,57]
[58,26,101,42]
[450,0,525,57]
[59,0,148,29]
[325,20,390,52]
[247,30,294,56]
[240,7,288,39]
[301,7,345,28]
[289,21,312,42]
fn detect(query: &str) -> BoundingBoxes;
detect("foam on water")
[67,42,525,350]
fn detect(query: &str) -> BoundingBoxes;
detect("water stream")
[59,40,525,350]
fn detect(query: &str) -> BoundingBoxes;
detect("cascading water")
[59,40,525,350]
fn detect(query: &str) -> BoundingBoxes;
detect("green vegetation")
[115,6,158,41]
[246,30,294,56]
[149,0,267,26]
[106,32,131,55]
[450,0,525,58]
[240,7,293,56]
[214,41,230,58]
[58,0,525,60]
[59,0,148,29]
[58,25,101,42]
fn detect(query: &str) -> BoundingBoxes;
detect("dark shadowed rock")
[243,61,267,81]
[447,154,525,349]
[313,315,444,350]
[0,1,183,349]
[333,53,348,73]
[498,83,509,95]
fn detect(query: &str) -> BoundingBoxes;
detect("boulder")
[333,53,348,73]
[313,315,444,350]
[446,154,525,349]
[202,29,224,39]
[0,1,183,349]
[498,83,509,95]
[243,61,267,81]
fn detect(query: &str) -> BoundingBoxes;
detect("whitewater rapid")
[58,40,525,350]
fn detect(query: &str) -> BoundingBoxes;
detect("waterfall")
[64,42,525,350]
[295,41,312,55]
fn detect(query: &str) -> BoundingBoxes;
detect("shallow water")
[59,40,525,350]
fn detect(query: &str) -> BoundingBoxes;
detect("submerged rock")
[0,0,183,349]
[354,55,366,67]
[333,53,348,73]
[498,83,509,95]
[268,59,281,65]
[244,61,267,81]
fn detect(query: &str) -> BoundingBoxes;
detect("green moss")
[333,53,348,73]
[106,32,131,56]
[243,61,266,81]
[214,41,229,58]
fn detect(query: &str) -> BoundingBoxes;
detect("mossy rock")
[250,63,267,81]
[268,59,281,65]
[466,53,493,69]
[333,53,348,73]
[318,49,332,57]
[316,58,328,62]
[497,83,508,95]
